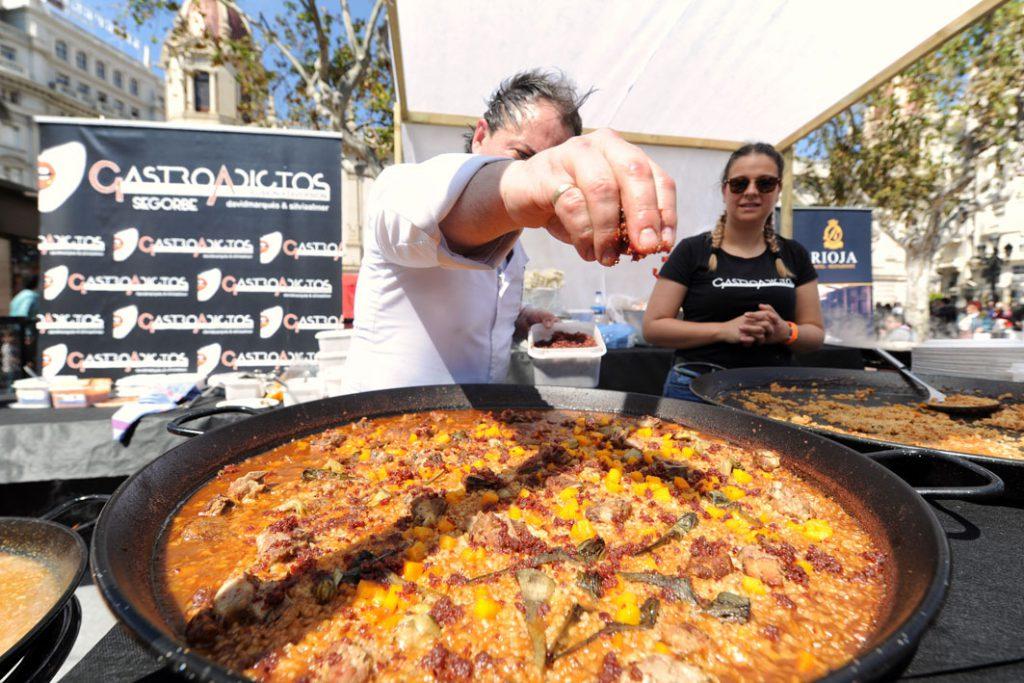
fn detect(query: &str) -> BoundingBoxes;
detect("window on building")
[96,60,106,80]
[129,78,138,96]
[77,83,90,97]
[193,71,211,112]
[97,91,107,103]
[114,99,124,111]
[55,73,70,88]
[130,107,139,119]
[55,40,67,61]
[1,123,22,147]
[75,50,87,70]
[1,45,16,62]
[113,70,122,88]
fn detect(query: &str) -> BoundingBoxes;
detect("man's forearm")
[439,160,519,253]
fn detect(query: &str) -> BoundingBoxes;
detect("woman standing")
[643,142,824,401]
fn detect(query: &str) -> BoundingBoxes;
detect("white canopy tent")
[388,0,1003,309]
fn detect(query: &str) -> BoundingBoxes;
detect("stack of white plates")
[912,339,1024,382]
[315,328,352,396]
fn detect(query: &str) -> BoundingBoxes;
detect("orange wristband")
[784,321,799,345]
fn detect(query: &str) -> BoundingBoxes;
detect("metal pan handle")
[167,405,263,437]
[41,494,111,535]
[866,449,1004,500]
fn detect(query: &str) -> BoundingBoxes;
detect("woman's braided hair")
[708,142,794,278]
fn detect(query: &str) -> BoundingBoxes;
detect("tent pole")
[780,147,794,239]
[394,101,403,163]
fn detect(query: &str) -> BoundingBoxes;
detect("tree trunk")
[903,250,933,340]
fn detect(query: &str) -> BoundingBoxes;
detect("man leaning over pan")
[341,70,675,393]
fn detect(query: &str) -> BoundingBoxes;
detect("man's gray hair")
[463,69,593,152]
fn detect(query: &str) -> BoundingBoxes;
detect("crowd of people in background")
[874,298,1024,343]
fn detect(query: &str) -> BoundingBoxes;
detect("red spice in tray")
[534,331,597,349]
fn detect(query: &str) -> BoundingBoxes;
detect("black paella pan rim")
[689,366,1024,475]
[0,516,88,673]
[91,384,951,682]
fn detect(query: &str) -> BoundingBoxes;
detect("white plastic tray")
[527,321,606,388]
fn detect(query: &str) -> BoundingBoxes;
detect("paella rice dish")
[157,409,892,682]
[739,384,1024,460]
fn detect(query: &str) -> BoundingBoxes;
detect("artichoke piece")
[549,597,662,663]
[577,571,604,599]
[302,467,349,482]
[636,512,699,556]
[394,614,441,651]
[705,592,751,622]
[619,571,697,605]
[576,536,607,564]
[516,569,555,672]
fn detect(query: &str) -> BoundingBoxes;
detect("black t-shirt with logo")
[658,231,818,368]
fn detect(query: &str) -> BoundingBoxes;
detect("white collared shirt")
[341,153,527,393]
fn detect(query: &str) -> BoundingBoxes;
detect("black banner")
[35,120,343,378]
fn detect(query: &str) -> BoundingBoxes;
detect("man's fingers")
[602,135,663,256]
[649,158,677,249]
[563,138,622,266]
[544,204,593,260]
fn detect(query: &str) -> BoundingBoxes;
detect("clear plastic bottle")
[591,290,607,323]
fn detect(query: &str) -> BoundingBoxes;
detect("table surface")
[61,496,1024,682]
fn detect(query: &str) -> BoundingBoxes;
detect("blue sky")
[66,0,380,75]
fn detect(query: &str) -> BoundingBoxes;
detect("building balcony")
[0,58,26,76]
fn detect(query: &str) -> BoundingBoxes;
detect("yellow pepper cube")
[802,519,834,542]
[681,446,695,458]
[635,427,653,439]
[705,505,726,519]
[673,476,690,491]
[722,485,746,501]
[378,613,402,630]
[434,432,451,445]
[439,534,457,551]
[473,596,501,620]
[356,579,382,601]
[480,491,500,507]
[445,490,466,505]
[558,486,580,501]
[742,576,768,595]
[614,601,641,626]
[408,433,419,444]
[570,519,596,544]
[630,471,644,483]
[645,475,663,486]
[411,526,435,541]
[358,450,371,463]
[437,517,456,533]
[606,468,622,485]
[796,651,817,674]
[509,446,525,458]
[796,559,814,574]
[406,541,428,562]
[508,505,523,520]
[631,483,649,497]
[518,488,530,499]
[524,511,545,528]
[653,487,673,503]
[732,468,753,485]
[556,499,580,520]
[654,642,672,655]
[382,585,401,611]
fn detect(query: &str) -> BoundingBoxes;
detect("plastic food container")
[12,378,51,407]
[315,329,353,355]
[223,376,264,401]
[527,321,607,388]
[321,366,347,397]
[283,377,325,406]
[49,378,112,408]
[316,351,347,373]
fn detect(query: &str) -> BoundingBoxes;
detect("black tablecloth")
[0,398,253,484]
[63,497,1024,682]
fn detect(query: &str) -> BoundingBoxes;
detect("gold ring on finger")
[551,182,577,207]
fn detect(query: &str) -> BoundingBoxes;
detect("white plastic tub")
[321,366,347,397]
[315,329,353,355]
[12,378,51,407]
[527,321,606,388]
[283,377,325,406]
[316,351,347,373]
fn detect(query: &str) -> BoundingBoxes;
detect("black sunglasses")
[726,176,781,194]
